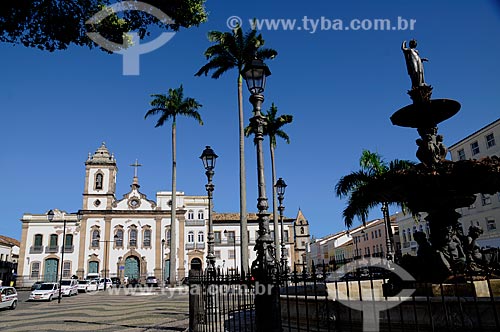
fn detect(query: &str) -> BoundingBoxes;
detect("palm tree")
[195,25,277,274]
[245,103,293,260]
[145,85,203,286]
[335,150,416,259]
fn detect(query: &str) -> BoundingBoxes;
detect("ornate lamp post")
[96,233,118,290]
[275,177,288,272]
[48,209,82,304]
[200,146,218,272]
[242,58,281,332]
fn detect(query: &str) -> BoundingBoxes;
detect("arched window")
[198,210,204,220]
[188,231,194,243]
[31,262,40,278]
[402,229,407,242]
[49,234,58,249]
[34,234,43,250]
[188,210,194,219]
[130,228,138,247]
[143,229,151,247]
[198,231,204,243]
[91,230,100,248]
[115,229,124,247]
[95,173,103,190]
[300,227,305,234]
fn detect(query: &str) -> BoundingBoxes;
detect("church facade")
[17,143,310,286]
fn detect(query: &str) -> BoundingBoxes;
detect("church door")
[44,258,58,282]
[124,256,139,279]
[164,259,170,282]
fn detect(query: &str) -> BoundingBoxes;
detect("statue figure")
[402,40,428,89]
[465,226,484,271]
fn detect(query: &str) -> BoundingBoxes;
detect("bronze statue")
[402,40,428,89]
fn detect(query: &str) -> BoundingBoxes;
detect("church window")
[115,229,123,247]
[64,234,73,251]
[34,234,43,250]
[198,231,204,243]
[165,228,171,246]
[300,227,305,235]
[143,229,151,247]
[130,228,138,247]
[63,261,71,278]
[95,173,103,190]
[49,234,58,249]
[91,230,100,248]
[31,262,40,278]
[198,210,204,219]
[188,231,194,243]
[188,210,194,219]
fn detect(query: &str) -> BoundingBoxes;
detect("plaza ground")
[1,288,189,331]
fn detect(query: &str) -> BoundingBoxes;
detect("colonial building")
[448,118,500,247]
[17,143,310,286]
[0,235,19,286]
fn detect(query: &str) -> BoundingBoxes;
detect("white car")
[86,279,102,292]
[78,280,91,293]
[99,278,112,290]
[0,286,18,310]
[29,282,59,301]
[60,279,78,296]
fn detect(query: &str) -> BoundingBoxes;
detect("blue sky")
[1,0,500,240]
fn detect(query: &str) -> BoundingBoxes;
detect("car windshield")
[39,284,55,290]
[78,280,88,284]
[61,280,72,285]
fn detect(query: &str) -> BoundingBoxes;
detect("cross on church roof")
[130,159,142,178]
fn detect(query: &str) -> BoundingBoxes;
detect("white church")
[17,143,310,286]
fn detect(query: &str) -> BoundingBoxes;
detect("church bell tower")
[83,142,117,210]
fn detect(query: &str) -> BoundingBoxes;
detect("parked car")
[86,279,101,292]
[30,281,44,291]
[99,278,112,289]
[110,277,121,288]
[0,286,18,310]
[77,280,91,293]
[146,276,158,287]
[60,279,78,296]
[29,283,59,301]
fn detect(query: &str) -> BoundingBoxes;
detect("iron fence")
[189,262,500,332]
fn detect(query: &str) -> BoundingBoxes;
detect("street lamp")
[47,209,82,304]
[200,145,218,272]
[242,58,281,332]
[223,230,238,271]
[381,203,395,262]
[275,178,287,272]
[96,233,119,290]
[161,238,165,287]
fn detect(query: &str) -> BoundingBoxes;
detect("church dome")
[86,142,116,165]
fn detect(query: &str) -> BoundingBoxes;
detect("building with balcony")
[448,118,500,247]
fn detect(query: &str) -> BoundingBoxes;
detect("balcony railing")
[62,245,74,253]
[29,246,43,254]
[185,220,205,226]
[196,243,205,249]
[45,246,59,253]
[186,243,195,250]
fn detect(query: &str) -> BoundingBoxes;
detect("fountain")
[367,40,500,282]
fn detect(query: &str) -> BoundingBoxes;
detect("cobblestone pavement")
[1,288,189,332]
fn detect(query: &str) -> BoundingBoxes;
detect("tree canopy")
[0,0,207,51]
